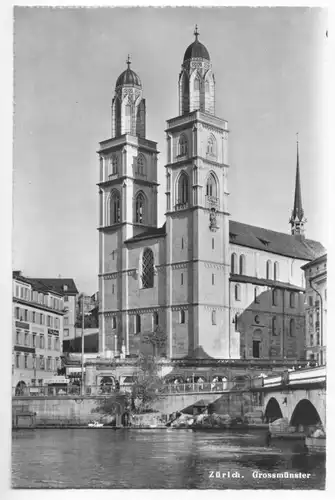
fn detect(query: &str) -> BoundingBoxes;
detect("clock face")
[254,315,260,324]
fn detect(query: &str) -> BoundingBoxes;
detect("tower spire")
[126,54,131,68]
[194,24,199,41]
[289,133,307,236]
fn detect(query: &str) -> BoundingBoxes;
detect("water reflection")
[12,429,325,489]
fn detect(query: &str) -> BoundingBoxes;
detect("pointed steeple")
[289,133,307,236]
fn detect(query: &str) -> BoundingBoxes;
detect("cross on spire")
[126,54,131,68]
[194,24,199,40]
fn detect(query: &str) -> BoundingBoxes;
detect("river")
[12,429,325,489]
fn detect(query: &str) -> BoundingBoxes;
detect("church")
[97,28,325,362]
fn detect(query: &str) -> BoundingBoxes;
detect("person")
[211,377,218,391]
[265,430,271,447]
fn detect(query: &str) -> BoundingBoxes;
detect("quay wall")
[12,397,110,426]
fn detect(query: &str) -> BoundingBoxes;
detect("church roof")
[183,26,210,62]
[124,220,324,261]
[124,224,166,244]
[115,57,141,89]
[230,274,305,292]
[229,220,325,261]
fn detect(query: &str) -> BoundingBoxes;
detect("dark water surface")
[12,429,325,489]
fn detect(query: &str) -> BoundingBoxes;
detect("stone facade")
[97,34,325,363]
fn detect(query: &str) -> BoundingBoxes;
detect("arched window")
[266,260,272,280]
[239,254,246,275]
[290,292,295,308]
[110,190,121,224]
[194,78,200,91]
[205,80,210,93]
[289,318,295,337]
[211,310,216,325]
[254,286,260,304]
[153,312,159,327]
[177,172,189,205]
[179,135,188,156]
[274,261,279,281]
[141,248,154,289]
[235,284,241,301]
[207,134,216,156]
[231,253,237,274]
[180,310,185,324]
[206,172,218,198]
[112,316,116,329]
[272,316,277,335]
[135,192,145,223]
[124,103,131,133]
[137,155,145,175]
[272,289,278,306]
[135,314,141,334]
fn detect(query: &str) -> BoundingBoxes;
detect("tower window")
[212,238,214,250]
[177,172,189,205]
[180,310,185,324]
[137,155,145,175]
[211,310,216,325]
[112,317,116,329]
[141,248,154,289]
[239,254,246,275]
[212,273,215,285]
[110,156,118,175]
[112,284,115,295]
[207,134,217,157]
[153,312,159,327]
[231,253,237,274]
[266,260,272,280]
[135,192,145,223]
[178,135,188,157]
[110,190,121,224]
[181,237,184,249]
[235,284,241,301]
[194,78,200,91]
[206,172,218,198]
[135,314,141,334]
[181,273,184,285]
[205,80,210,93]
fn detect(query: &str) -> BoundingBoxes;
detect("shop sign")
[48,329,59,336]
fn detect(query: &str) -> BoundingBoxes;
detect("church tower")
[98,57,159,356]
[289,136,307,236]
[165,27,231,359]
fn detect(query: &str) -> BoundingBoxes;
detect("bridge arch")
[264,397,283,423]
[290,399,322,428]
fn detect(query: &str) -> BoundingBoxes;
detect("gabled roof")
[34,278,78,295]
[125,223,166,244]
[229,220,325,261]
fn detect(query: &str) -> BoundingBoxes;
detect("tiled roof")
[124,223,167,244]
[229,220,325,261]
[33,278,79,295]
[230,274,305,292]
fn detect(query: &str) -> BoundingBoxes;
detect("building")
[35,278,79,342]
[301,254,327,365]
[12,271,66,391]
[97,28,325,362]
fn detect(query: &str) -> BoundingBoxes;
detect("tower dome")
[183,25,210,61]
[115,56,142,89]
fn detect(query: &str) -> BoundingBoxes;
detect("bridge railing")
[13,379,264,397]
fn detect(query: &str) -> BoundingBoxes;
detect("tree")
[142,326,167,358]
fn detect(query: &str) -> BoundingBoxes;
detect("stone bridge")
[261,366,326,429]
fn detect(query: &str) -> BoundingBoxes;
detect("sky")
[12,6,328,295]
